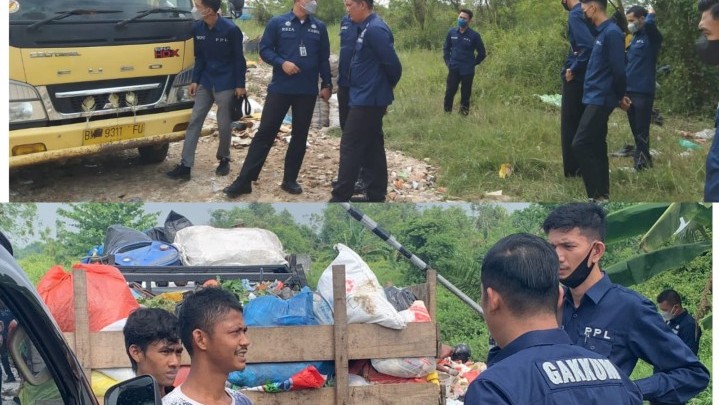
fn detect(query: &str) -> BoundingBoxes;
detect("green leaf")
[700,314,712,331]
[639,203,708,252]
[605,203,669,244]
[604,242,711,286]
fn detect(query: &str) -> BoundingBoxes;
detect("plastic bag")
[242,365,326,392]
[37,263,139,332]
[244,287,317,327]
[91,371,119,397]
[317,244,406,330]
[173,226,287,266]
[384,286,417,311]
[371,357,436,378]
[398,300,432,323]
[145,210,194,243]
[312,292,334,325]
[229,361,334,388]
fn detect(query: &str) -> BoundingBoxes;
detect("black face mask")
[696,35,719,66]
[562,0,571,11]
[560,244,595,289]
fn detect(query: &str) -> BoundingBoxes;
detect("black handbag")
[231,95,251,121]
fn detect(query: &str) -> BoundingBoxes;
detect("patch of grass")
[382,49,712,201]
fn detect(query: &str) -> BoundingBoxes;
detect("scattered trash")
[610,144,634,157]
[485,190,503,196]
[498,163,513,179]
[535,94,562,108]
[679,139,701,150]
[679,128,714,142]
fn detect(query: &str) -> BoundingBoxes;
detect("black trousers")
[337,86,350,131]
[626,92,654,170]
[331,106,387,201]
[561,79,586,177]
[444,69,474,114]
[573,104,614,199]
[235,93,316,185]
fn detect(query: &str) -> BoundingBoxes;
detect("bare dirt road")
[9,62,447,203]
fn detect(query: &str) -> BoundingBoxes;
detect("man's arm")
[191,25,205,85]
[367,26,402,87]
[318,23,332,87]
[568,12,596,76]
[474,32,487,65]
[443,30,451,66]
[644,11,663,56]
[259,18,284,68]
[629,300,709,402]
[232,26,247,89]
[608,29,627,102]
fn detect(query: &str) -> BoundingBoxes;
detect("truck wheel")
[156,281,169,287]
[138,143,169,164]
[175,281,188,287]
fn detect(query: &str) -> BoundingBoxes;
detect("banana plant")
[604,202,712,328]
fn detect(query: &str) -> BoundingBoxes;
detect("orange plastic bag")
[37,263,139,332]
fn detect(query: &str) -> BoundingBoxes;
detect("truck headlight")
[9,81,47,123]
[166,67,195,104]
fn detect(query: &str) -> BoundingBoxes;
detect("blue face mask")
[457,18,467,28]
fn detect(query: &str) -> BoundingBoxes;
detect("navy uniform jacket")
[348,13,402,108]
[666,311,702,356]
[562,3,597,82]
[260,11,331,95]
[583,19,626,108]
[626,13,662,95]
[442,26,486,77]
[192,17,246,91]
[338,15,358,88]
[465,329,642,404]
[562,274,709,403]
[704,108,719,201]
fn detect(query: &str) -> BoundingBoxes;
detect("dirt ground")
[9,62,447,203]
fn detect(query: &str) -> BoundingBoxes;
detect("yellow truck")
[8,0,200,168]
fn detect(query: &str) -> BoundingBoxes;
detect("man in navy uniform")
[224,0,332,196]
[623,5,662,171]
[442,9,486,116]
[330,0,402,202]
[465,233,642,404]
[656,289,702,356]
[572,0,626,200]
[543,203,709,404]
[698,0,719,201]
[560,0,597,177]
[166,0,246,181]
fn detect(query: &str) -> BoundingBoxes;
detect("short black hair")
[657,289,683,306]
[123,308,180,373]
[581,0,607,10]
[698,0,719,18]
[200,0,222,13]
[177,287,244,356]
[481,233,559,317]
[626,5,647,18]
[542,203,606,242]
[459,9,473,20]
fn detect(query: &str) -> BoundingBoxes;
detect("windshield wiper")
[116,8,189,28]
[28,9,122,30]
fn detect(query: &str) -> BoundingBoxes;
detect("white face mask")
[191,6,208,20]
[660,310,672,321]
[627,22,639,34]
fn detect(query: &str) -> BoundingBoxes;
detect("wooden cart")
[63,265,442,404]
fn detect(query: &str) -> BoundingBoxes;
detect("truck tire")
[138,143,169,164]
[175,281,188,287]
[156,281,169,287]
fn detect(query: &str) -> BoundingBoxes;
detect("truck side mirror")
[104,375,162,405]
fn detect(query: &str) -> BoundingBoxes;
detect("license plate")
[82,123,146,145]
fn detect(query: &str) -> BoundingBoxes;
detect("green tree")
[0,203,38,243]
[55,203,159,261]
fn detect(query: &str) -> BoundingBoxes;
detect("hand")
[619,96,632,111]
[282,61,300,75]
[235,88,247,98]
[565,69,574,82]
[320,87,331,101]
[189,83,198,97]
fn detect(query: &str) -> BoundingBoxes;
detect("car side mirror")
[104,375,162,405]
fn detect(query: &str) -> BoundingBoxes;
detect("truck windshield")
[9,0,194,23]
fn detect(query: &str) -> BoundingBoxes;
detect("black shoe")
[166,164,191,180]
[349,193,385,203]
[216,158,230,176]
[223,178,252,197]
[281,181,303,195]
[331,178,367,194]
[459,108,469,116]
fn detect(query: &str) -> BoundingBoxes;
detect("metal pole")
[339,203,484,317]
